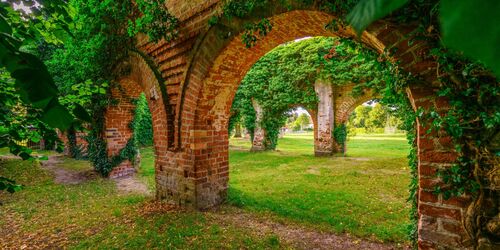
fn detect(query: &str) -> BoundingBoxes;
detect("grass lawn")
[1,132,411,248]
[139,133,411,243]
[227,133,411,242]
[0,157,283,249]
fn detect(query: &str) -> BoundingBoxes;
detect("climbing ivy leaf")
[347,0,409,35]
[440,0,500,77]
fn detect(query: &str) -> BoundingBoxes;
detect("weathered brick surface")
[314,79,335,156]
[103,4,476,248]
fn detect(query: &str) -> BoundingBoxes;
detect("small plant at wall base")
[333,124,347,155]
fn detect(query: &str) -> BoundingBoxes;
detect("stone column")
[251,98,266,151]
[314,79,334,156]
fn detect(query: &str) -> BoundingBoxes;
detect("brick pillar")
[314,79,334,156]
[251,98,266,151]
[105,80,141,178]
[408,87,473,249]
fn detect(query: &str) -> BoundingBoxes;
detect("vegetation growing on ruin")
[220,0,499,246]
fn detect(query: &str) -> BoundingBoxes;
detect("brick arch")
[182,10,415,205]
[333,84,378,125]
[104,52,171,179]
[146,7,470,249]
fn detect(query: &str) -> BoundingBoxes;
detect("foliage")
[0,176,22,193]
[420,48,499,244]
[0,67,62,193]
[44,0,178,176]
[291,113,311,131]
[365,103,386,129]
[0,1,81,178]
[0,1,77,131]
[209,0,274,48]
[349,105,372,128]
[347,0,500,78]
[346,0,409,35]
[229,91,256,139]
[127,0,178,43]
[333,123,347,153]
[66,126,85,159]
[132,93,153,147]
[439,0,500,77]
[348,103,403,133]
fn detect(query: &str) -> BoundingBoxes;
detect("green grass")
[1,133,411,247]
[138,146,156,191]
[0,159,284,249]
[226,133,411,242]
[57,157,94,171]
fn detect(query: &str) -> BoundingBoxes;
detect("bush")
[133,93,153,147]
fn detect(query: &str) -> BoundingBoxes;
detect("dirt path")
[209,208,410,250]
[114,176,151,196]
[40,155,97,184]
[39,155,150,196]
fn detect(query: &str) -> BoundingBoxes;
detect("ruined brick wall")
[57,129,88,156]
[114,2,476,248]
[105,78,143,178]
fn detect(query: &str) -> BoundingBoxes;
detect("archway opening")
[223,36,414,243]
[133,92,156,191]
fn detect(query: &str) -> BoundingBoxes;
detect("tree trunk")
[234,123,242,138]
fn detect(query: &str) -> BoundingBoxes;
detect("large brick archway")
[104,52,172,179]
[130,3,474,248]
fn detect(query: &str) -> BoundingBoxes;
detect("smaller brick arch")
[333,84,378,125]
[104,52,171,178]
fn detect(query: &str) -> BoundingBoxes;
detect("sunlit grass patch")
[227,133,411,243]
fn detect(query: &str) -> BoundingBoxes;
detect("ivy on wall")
[45,0,178,176]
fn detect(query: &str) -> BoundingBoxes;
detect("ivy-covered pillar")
[314,79,335,156]
[104,79,141,178]
[251,98,266,151]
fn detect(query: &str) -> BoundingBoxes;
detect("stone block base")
[314,151,333,157]
[109,162,136,178]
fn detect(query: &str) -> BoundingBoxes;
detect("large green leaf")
[440,0,500,78]
[347,0,409,35]
[11,67,57,109]
[0,14,12,34]
[41,102,74,131]
[73,103,92,123]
